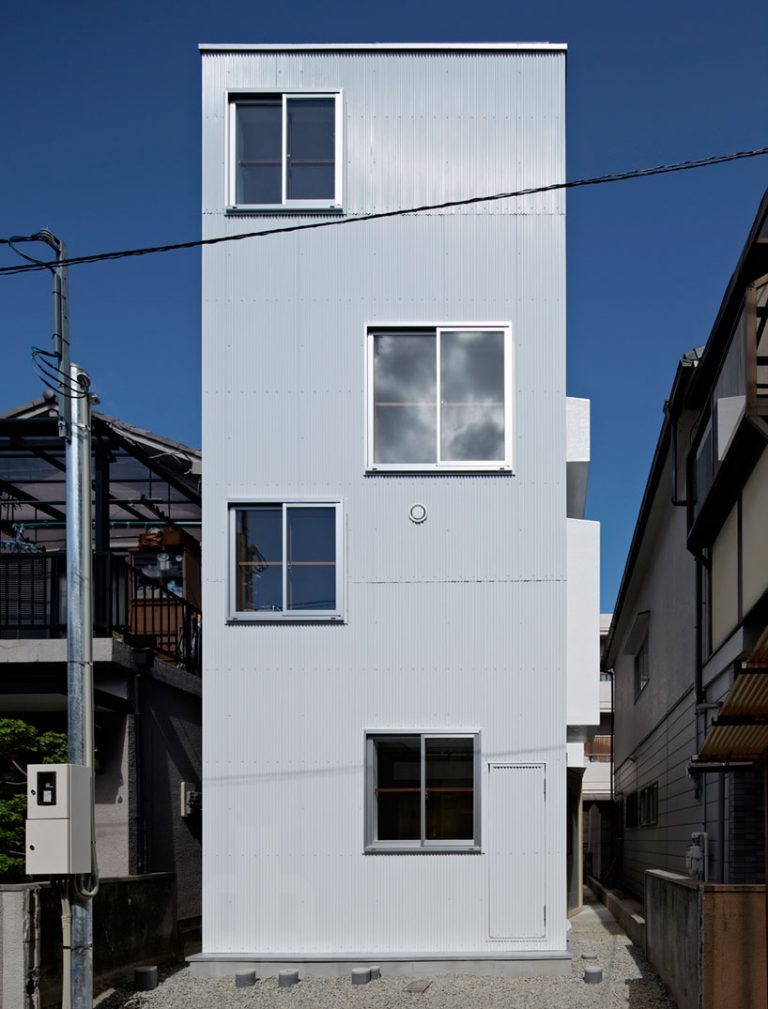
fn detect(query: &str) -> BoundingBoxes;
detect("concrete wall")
[0,874,179,1009]
[645,869,767,1009]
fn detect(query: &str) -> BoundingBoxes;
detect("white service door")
[488,762,546,939]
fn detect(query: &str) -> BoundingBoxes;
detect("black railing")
[0,551,201,675]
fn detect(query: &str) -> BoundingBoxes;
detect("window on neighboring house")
[229,502,342,619]
[639,782,658,827]
[634,633,649,697]
[365,733,481,852]
[229,93,342,208]
[367,326,513,471]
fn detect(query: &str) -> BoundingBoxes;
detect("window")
[365,733,480,852]
[634,633,649,697]
[639,783,658,827]
[228,93,342,209]
[625,784,658,828]
[366,326,513,471]
[229,502,342,619]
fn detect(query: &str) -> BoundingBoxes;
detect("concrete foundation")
[187,951,573,979]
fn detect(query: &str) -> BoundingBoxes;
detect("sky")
[0,1,766,611]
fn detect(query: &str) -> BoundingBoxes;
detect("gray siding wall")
[201,48,568,955]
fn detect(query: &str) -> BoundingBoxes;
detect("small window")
[229,93,342,209]
[366,326,513,471]
[639,783,658,827]
[365,733,480,852]
[634,633,649,697]
[229,502,342,620]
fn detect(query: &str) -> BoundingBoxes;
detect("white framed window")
[228,501,343,620]
[366,325,513,471]
[227,92,343,210]
[365,732,481,852]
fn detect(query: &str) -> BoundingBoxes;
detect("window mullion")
[282,504,288,613]
[420,734,426,846]
[281,95,289,204]
[435,330,442,465]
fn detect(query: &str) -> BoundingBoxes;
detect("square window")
[229,502,342,620]
[229,93,342,209]
[365,733,481,852]
[367,327,512,471]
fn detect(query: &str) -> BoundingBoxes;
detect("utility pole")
[14,231,97,1008]
[66,362,96,1009]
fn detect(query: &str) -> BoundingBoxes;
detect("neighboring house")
[583,614,613,882]
[605,189,768,896]
[0,396,203,925]
[196,42,599,976]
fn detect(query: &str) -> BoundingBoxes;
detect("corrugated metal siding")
[201,48,567,956]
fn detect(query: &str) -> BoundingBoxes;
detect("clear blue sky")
[1,1,766,610]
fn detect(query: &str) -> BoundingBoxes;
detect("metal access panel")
[25,764,91,875]
[488,762,546,939]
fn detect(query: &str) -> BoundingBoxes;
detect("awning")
[689,628,768,770]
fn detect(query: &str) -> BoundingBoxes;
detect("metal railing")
[0,551,201,675]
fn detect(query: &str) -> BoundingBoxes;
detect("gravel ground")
[97,899,677,1009]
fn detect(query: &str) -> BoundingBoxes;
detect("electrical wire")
[0,145,766,277]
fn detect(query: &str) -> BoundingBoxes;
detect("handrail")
[0,551,201,675]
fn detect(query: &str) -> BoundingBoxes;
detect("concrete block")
[369,965,381,979]
[351,967,371,985]
[582,951,597,960]
[584,966,602,984]
[235,970,256,987]
[278,969,299,987]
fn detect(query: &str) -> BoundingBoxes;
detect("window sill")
[366,465,513,475]
[225,204,344,216]
[365,845,482,855]
[228,613,345,624]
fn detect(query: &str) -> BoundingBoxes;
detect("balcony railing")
[0,551,201,675]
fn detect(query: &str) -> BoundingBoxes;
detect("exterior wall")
[611,445,696,770]
[610,442,701,896]
[711,503,738,651]
[139,677,202,922]
[94,713,130,877]
[741,445,768,612]
[201,47,568,956]
[566,518,600,731]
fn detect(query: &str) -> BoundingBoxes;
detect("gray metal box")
[25,764,91,875]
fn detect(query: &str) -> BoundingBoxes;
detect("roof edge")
[199,42,568,53]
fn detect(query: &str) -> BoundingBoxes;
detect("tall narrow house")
[197,42,599,975]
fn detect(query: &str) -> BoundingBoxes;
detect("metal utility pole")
[65,362,96,1009]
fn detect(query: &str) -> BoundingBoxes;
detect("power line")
[1,145,767,278]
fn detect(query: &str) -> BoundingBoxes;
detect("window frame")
[226,89,343,212]
[365,322,514,473]
[228,499,344,622]
[364,730,482,853]
[634,632,650,699]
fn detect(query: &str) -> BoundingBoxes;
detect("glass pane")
[373,332,436,464]
[286,98,335,200]
[287,507,336,611]
[374,737,421,841]
[235,507,282,611]
[440,330,505,462]
[236,101,282,204]
[425,737,474,841]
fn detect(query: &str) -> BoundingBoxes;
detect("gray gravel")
[96,901,676,1009]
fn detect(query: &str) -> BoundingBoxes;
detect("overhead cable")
[0,145,767,277]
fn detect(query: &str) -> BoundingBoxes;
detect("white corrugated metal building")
[194,42,600,976]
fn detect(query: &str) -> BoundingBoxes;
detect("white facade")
[197,42,599,973]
